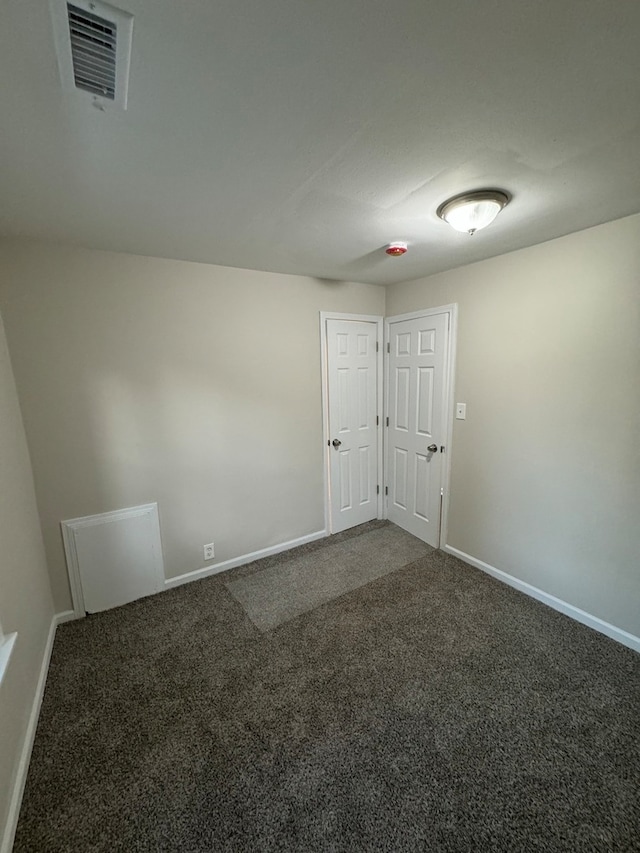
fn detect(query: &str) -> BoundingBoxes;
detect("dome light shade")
[437,190,510,235]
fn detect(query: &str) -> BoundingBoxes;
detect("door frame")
[384,304,458,548]
[320,312,384,534]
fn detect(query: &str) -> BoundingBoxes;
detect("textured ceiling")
[1,0,640,285]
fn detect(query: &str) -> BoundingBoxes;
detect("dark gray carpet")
[14,521,640,852]
[226,524,430,631]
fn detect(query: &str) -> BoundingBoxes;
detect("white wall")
[387,213,640,637]
[0,240,385,613]
[0,311,55,849]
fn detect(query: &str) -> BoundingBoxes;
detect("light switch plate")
[456,403,467,420]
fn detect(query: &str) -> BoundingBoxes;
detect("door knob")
[332,439,342,448]
[427,443,438,453]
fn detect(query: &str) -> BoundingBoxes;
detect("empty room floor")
[15,521,640,852]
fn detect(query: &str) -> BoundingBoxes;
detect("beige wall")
[0,312,55,845]
[0,240,385,613]
[1,216,638,638]
[387,213,640,636]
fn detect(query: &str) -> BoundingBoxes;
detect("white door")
[386,312,449,546]
[326,319,379,533]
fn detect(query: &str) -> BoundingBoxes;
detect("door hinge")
[376,341,379,352]
[385,486,388,495]
[387,342,390,353]
[377,485,380,495]
[386,416,389,427]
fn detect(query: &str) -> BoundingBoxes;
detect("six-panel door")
[386,313,448,546]
[327,319,379,533]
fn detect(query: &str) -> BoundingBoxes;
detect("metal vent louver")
[50,0,133,109]
[67,3,117,99]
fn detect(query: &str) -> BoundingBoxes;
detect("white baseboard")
[54,610,77,625]
[165,529,328,590]
[1,611,62,853]
[443,545,640,654]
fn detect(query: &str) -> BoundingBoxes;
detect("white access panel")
[62,503,165,614]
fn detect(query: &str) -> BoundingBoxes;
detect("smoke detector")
[385,242,408,256]
[50,0,134,110]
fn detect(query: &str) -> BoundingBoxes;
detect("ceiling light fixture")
[437,190,510,235]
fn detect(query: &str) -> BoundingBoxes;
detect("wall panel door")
[62,503,164,614]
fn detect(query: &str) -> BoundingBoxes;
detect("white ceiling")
[1,0,640,286]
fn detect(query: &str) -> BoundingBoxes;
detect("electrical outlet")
[203,543,215,561]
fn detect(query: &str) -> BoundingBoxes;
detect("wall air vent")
[50,0,134,109]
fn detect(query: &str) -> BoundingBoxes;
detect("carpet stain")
[226,524,430,631]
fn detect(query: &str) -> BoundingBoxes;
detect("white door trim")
[61,502,165,618]
[384,304,458,548]
[320,312,384,533]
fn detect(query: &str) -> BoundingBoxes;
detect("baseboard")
[443,545,640,654]
[1,612,61,853]
[54,610,76,625]
[165,529,328,590]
